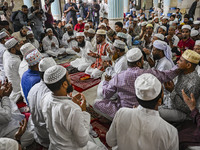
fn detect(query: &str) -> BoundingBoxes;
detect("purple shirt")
[94,66,178,118]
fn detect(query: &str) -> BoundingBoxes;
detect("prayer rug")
[16,101,31,120]
[59,62,71,68]
[69,72,101,92]
[55,54,79,64]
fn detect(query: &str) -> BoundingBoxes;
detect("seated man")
[85,29,112,79]
[26,30,40,50]
[42,65,104,150]
[21,49,43,105]
[74,17,85,32]
[12,26,28,43]
[106,73,178,150]
[62,24,78,54]
[96,40,128,99]
[0,81,34,148]
[94,48,179,120]
[159,50,200,123]
[87,29,96,51]
[27,57,56,148]
[42,28,66,57]
[70,32,95,71]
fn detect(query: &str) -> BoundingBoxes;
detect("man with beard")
[12,26,28,43]
[95,40,127,100]
[177,25,195,59]
[142,24,154,51]
[87,28,96,51]
[85,29,112,79]
[26,30,39,49]
[0,32,9,72]
[74,17,85,32]
[161,17,170,34]
[152,40,174,71]
[3,38,22,102]
[62,24,78,54]
[159,50,200,123]
[70,32,95,71]
[93,48,179,120]
[42,28,66,57]
[153,16,160,33]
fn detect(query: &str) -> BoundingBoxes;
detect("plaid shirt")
[94,66,179,118]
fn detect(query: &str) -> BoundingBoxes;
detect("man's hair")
[45,75,66,92]
[184,14,190,19]
[136,89,163,109]
[115,22,123,29]
[129,15,133,18]
[116,47,125,52]
[39,72,44,80]
[127,57,143,67]
[87,19,92,22]
[22,5,28,9]
[103,18,108,21]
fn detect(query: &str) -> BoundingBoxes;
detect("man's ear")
[62,80,68,89]
[186,62,192,69]
[157,98,162,106]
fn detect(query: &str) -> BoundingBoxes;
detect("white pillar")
[23,0,32,8]
[124,0,129,13]
[177,0,182,7]
[153,0,159,8]
[51,0,61,20]
[163,0,171,16]
[108,0,124,30]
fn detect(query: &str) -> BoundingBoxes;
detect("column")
[23,0,32,8]
[153,0,158,8]
[177,0,182,7]
[163,0,171,16]
[124,0,129,14]
[51,0,61,20]
[108,0,124,30]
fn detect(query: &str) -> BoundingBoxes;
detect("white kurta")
[0,43,6,70]
[126,33,132,49]
[70,41,96,71]
[27,80,50,147]
[3,50,22,102]
[42,36,65,57]
[41,93,101,150]
[106,106,179,150]
[29,39,40,50]
[18,58,28,79]
[62,31,78,54]
[196,65,200,76]
[154,57,173,71]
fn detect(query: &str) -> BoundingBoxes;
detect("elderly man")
[85,29,111,79]
[74,17,85,32]
[70,32,95,71]
[26,30,39,50]
[27,57,56,148]
[93,48,179,119]
[106,73,179,150]
[41,65,104,150]
[21,49,43,105]
[0,81,34,148]
[42,28,66,57]
[159,50,200,123]
[62,24,78,54]
[3,38,22,102]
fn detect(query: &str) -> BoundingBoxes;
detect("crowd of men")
[0,0,200,149]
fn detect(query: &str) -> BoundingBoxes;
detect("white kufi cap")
[46,28,53,32]
[0,138,18,150]
[126,48,143,62]
[27,30,33,35]
[0,31,8,39]
[113,39,126,49]
[135,73,162,101]
[5,38,18,49]
[39,57,57,72]
[159,25,167,31]
[182,25,191,30]
[154,33,164,41]
[88,28,95,34]
[191,30,199,37]
[117,32,127,39]
[77,17,83,21]
[44,65,67,84]
[195,40,200,46]
[76,32,85,37]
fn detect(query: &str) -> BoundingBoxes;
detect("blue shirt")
[21,69,41,105]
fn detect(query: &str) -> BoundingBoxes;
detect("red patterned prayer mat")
[59,62,71,68]
[69,72,101,92]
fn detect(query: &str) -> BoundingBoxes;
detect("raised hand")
[182,89,196,111]
[164,80,174,93]
[15,119,28,141]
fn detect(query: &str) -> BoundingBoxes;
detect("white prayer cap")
[99,23,106,27]
[44,65,67,84]
[88,28,95,34]
[126,48,143,62]
[77,17,83,21]
[46,28,53,32]
[117,32,127,39]
[96,29,106,35]
[159,25,167,31]
[126,14,130,18]
[5,38,18,49]
[151,11,155,14]
[153,16,159,20]
[182,25,191,30]
[154,33,164,41]
[172,13,176,15]
[193,21,200,25]
[195,40,200,46]
[0,31,8,39]
[25,49,43,66]
[27,30,33,35]
[84,23,90,27]
[191,30,199,37]
[76,32,85,37]
[39,57,57,72]
[0,138,18,150]
[113,39,126,49]
[141,22,147,27]
[65,23,72,28]
[135,73,162,101]
[153,40,173,64]
[20,43,37,56]
[133,18,138,21]
[162,16,169,20]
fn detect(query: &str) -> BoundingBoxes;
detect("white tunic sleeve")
[0,96,11,124]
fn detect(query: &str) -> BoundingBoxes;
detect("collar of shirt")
[27,69,40,74]
[51,93,72,102]
[137,105,160,117]
[127,67,140,71]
